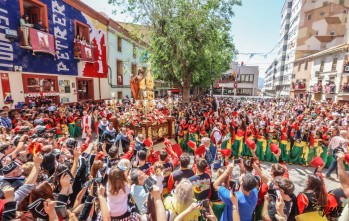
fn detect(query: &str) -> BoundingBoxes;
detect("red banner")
[81,44,95,63]
[1,73,12,104]
[29,28,55,56]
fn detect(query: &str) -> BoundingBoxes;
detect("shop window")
[22,74,59,105]
[20,0,49,32]
[117,60,123,85]
[118,36,122,52]
[118,92,122,99]
[307,14,312,20]
[26,77,56,93]
[74,20,90,42]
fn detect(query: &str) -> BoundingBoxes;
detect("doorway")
[76,78,94,101]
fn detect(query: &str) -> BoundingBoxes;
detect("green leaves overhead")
[109,0,241,102]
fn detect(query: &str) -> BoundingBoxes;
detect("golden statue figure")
[130,69,145,100]
[130,66,154,100]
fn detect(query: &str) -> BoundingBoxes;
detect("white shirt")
[107,185,130,217]
[329,135,348,152]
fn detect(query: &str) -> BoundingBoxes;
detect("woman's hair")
[118,159,132,174]
[108,167,128,195]
[29,181,54,203]
[174,179,194,207]
[305,174,328,207]
[22,162,34,177]
[91,160,104,178]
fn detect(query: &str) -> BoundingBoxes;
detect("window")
[298,62,302,71]
[117,92,122,99]
[330,31,335,36]
[320,61,325,72]
[117,37,122,52]
[250,75,254,82]
[307,14,312,20]
[133,44,137,58]
[332,58,338,71]
[304,60,308,70]
[74,20,90,42]
[20,0,49,32]
[340,0,344,5]
[320,12,325,16]
[323,1,328,6]
[117,60,123,85]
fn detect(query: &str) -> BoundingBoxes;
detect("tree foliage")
[109,0,241,102]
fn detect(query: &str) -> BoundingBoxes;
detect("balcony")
[20,27,55,56]
[73,38,95,63]
[291,82,306,91]
[313,84,323,94]
[324,83,336,94]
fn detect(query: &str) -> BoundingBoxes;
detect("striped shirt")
[328,135,348,153]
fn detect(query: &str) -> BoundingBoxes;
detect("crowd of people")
[0,96,348,221]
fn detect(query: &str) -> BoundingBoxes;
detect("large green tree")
[109,0,240,103]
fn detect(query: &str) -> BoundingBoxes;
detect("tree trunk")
[182,73,192,104]
[193,85,198,99]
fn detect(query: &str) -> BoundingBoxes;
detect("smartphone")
[143,176,157,193]
[200,199,210,219]
[234,159,241,164]
[92,182,98,196]
[55,205,68,220]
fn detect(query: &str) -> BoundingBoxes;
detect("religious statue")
[130,69,145,100]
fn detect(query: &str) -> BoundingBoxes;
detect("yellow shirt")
[164,197,200,221]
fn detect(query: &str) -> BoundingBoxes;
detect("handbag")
[295,211,328,221]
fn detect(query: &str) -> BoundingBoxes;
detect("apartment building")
[273,0,293,97]
[213,62,259,97]
[264,60,278,97]
[291,0,349,98]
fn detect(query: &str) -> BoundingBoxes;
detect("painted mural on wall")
[0,0,107,78]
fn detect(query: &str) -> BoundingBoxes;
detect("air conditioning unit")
[5,28,18,42]
[14,65,22,72]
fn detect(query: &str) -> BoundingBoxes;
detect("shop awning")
[168,88,180,93]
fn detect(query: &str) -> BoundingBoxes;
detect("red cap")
[187,140,196,149]
[220,149,232,157]
[195,145,206,156]
[144,138,153,147]
[245,138,256,150]
[28,142,42,155]
[310,156,324,168]
[270,143,279,154]
[200,130,207,136]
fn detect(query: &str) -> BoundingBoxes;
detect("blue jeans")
[326,149,338,177]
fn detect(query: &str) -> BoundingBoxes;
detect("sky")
[82,0,285,78]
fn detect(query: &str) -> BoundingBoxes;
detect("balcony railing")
[74,38,95,63]
[291,82,306,90]
[20,27,55,56]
